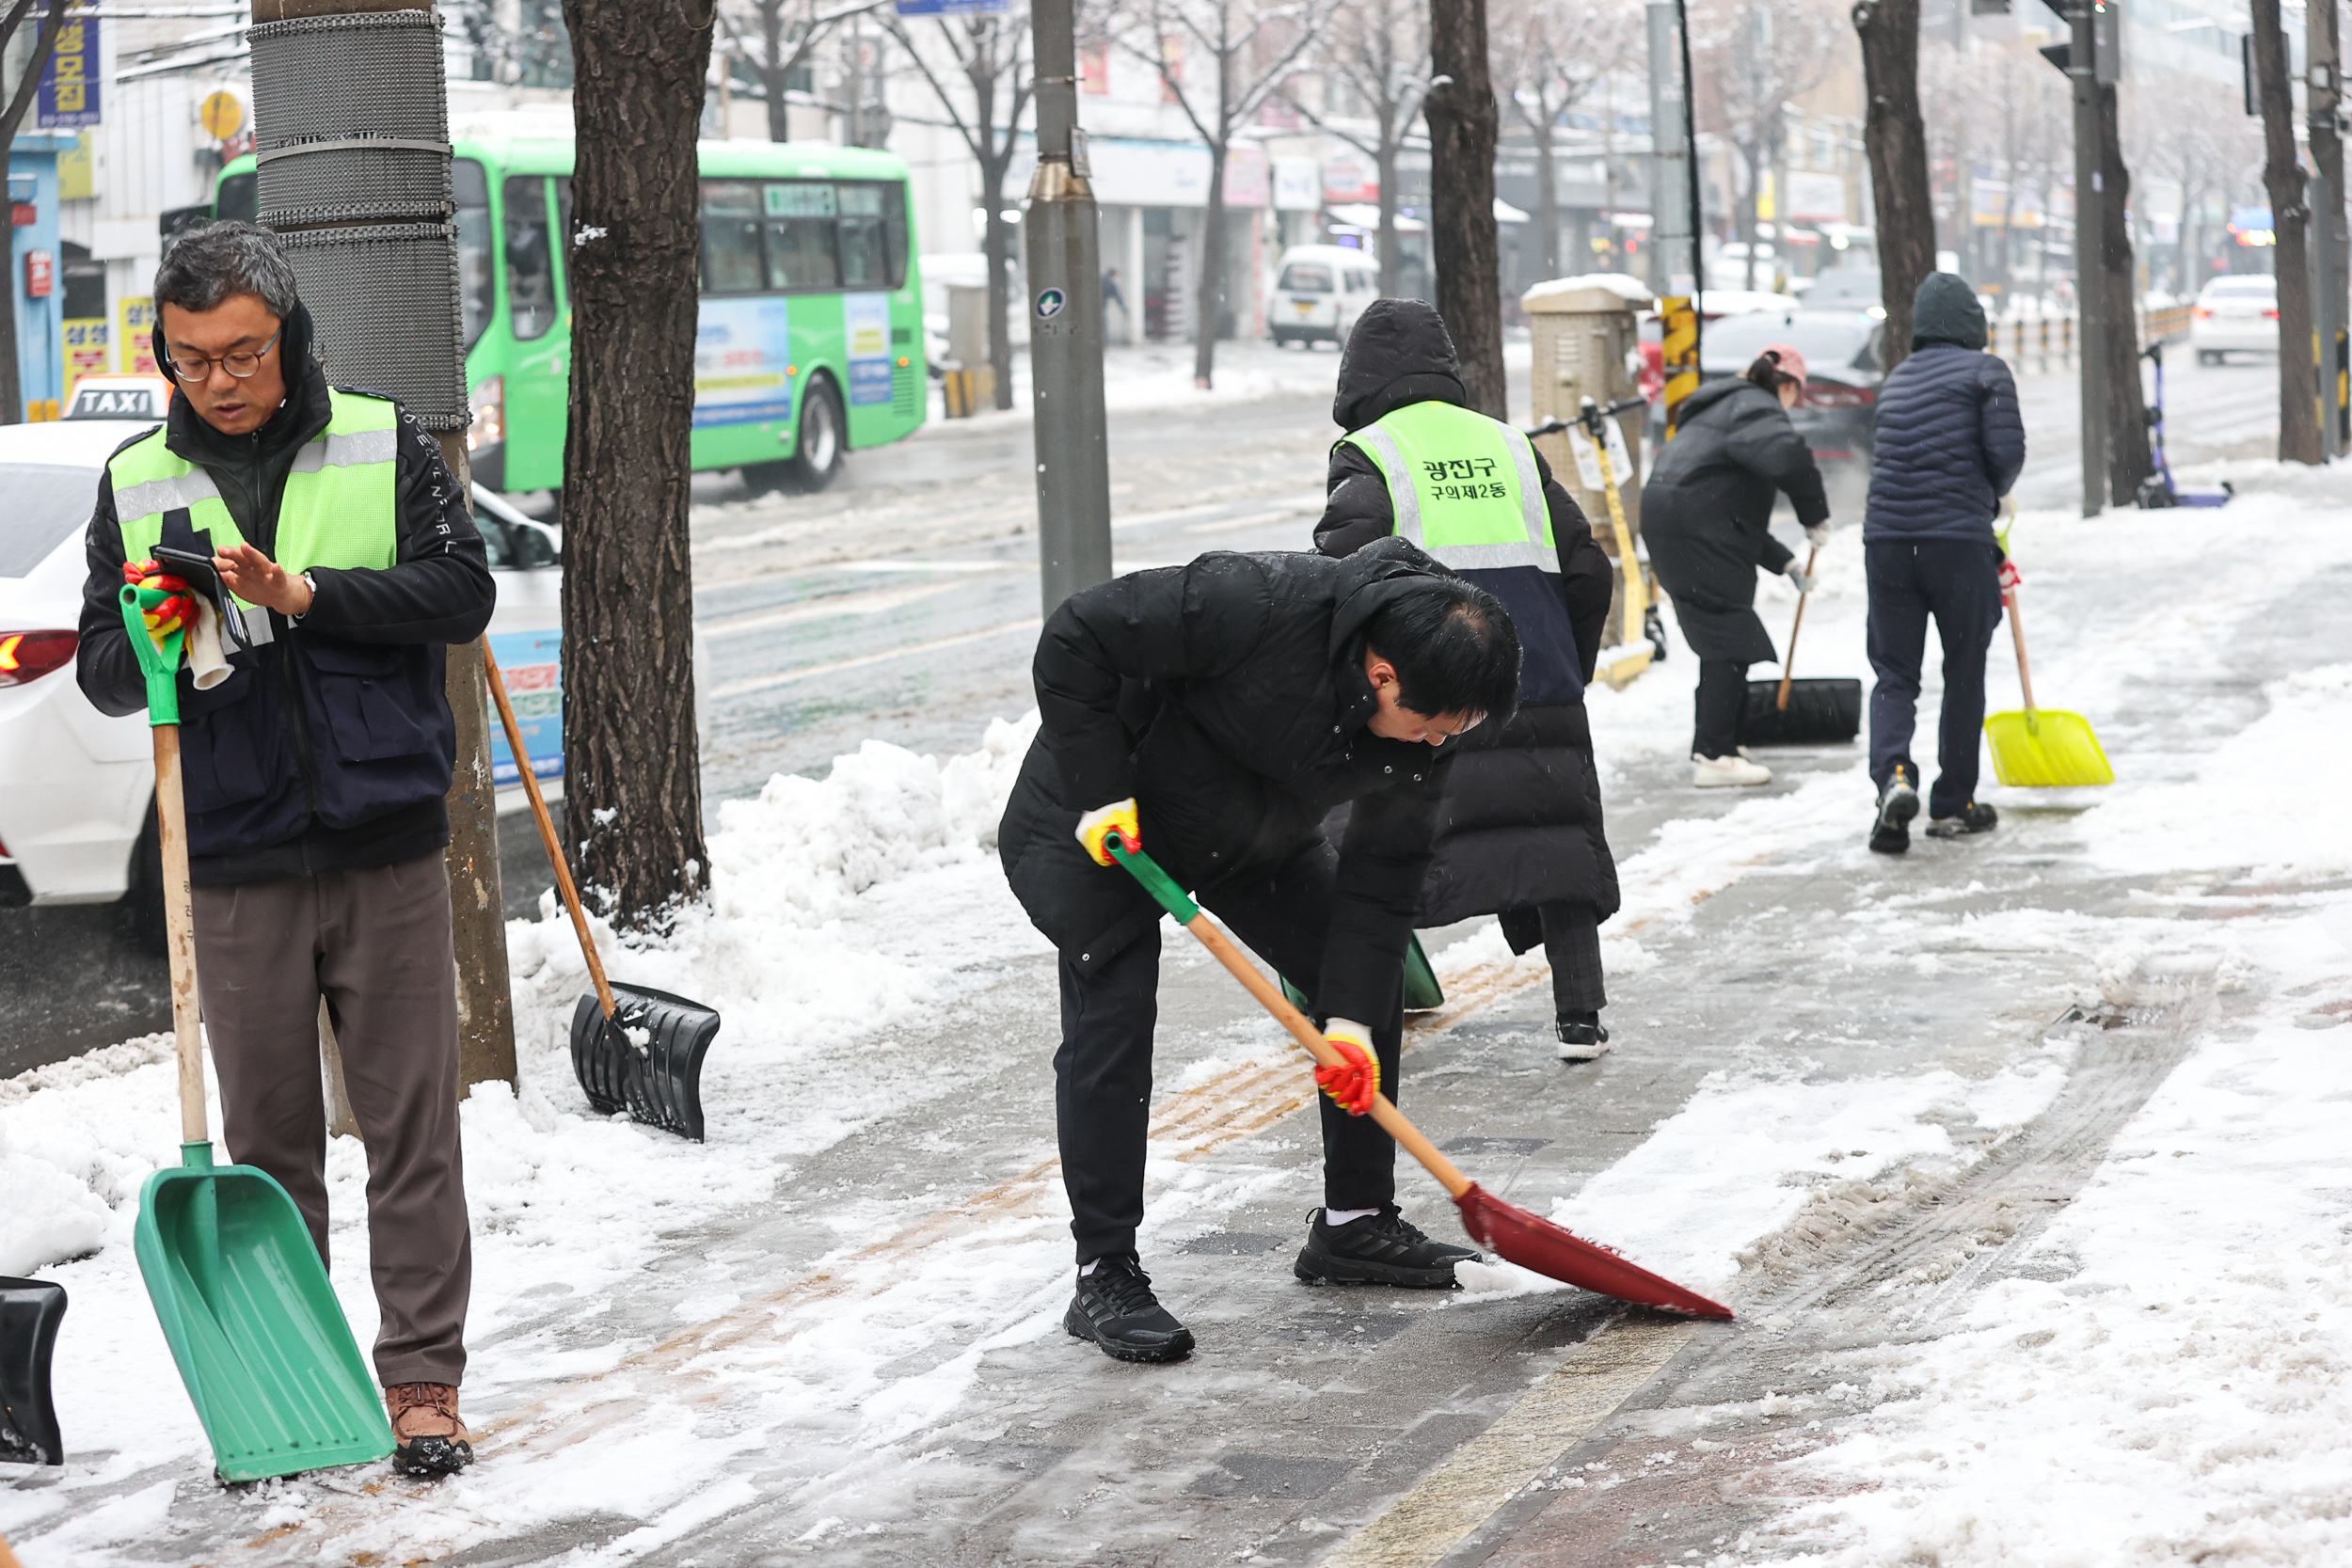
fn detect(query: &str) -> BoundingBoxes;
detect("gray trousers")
[192,852,471,1387]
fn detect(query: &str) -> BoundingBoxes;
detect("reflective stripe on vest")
[111,388,402,586]
[1341,402,1552,574]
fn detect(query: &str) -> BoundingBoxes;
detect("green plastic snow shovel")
[1281,934,1444,1016]
[119,586,393,1482]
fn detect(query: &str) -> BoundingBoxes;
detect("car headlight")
[468,375,504,452]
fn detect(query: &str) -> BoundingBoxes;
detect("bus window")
[702,181,766,294]
[454,158,493,348]
[837,182,890,289]
[764,181,839,291]
[504,175,557,341]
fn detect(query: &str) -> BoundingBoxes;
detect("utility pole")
[2312,0,2348,457]
[248,0,516,1085]
[1025,0,1111,614]
[2069,0,2107,514]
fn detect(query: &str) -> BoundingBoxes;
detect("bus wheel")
[788,377,846,491]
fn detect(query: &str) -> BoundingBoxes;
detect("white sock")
[1078,1259,1098,1276]
[1323,1207,1380,1227]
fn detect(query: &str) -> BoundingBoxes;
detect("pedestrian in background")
[1860,272,2025,854]
[73,223,494,1476]
[1315,300,1622,1061]
[1639,344,1830,788]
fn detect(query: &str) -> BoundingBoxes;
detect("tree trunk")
[1534,118,1560,281]
[761,0,791,140]
[1376,137,1402,293]
[2253,0,2324,464]
[1852,0,1933,372]
[2095,81,2151,498]
[982,175,1015,410]
[1426,0,1504,417]
[1739,145,1761,290]
[1193,145,1228,388]
[2312,0,2346,454]
[559,0,715,928]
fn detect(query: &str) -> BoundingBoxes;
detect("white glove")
[1804,523,1830,547]
[1786,568,1819,594]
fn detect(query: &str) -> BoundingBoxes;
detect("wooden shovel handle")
[481,637,619,1021]
[152,724,207,1147]
[1776,543,1820,711]
[1173,909,1473,1200]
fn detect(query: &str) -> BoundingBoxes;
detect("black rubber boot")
[1294,1206,1480,1289]
[1064,1253,1195,1364]
[1925,800,1999,839]
[1870,766,1919,855]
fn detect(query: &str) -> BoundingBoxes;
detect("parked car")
[1268,245,1379,347]
[0,409,560,912]
[2190,275,2280,363]
[1697,305,1887,468]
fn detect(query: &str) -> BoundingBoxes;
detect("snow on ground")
[930,338,1345,426]
[15,470,2352,1560]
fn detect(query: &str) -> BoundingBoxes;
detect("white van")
[1268,245,1380,347]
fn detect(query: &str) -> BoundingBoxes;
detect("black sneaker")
[1925,800,1999,839]
[1870,766,1920,855]
[1556,1013,1611,1062]
[1065,1253,1195,1364]
[1295,1205,1480,1289]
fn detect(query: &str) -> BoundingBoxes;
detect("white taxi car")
[0,403,558,911]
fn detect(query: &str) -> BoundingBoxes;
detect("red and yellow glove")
[1074,797,1141,866]
[1997,556,2023,593]
[1314,1020,1379,1117]
[124,560,195,645]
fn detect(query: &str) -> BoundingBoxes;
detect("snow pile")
[0,1117,113,1275]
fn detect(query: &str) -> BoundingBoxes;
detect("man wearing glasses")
[73,221,495,1476]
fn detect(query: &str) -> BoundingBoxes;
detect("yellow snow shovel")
[1984,586,2112,787]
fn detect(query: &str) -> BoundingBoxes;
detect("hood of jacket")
[1333,298,1469,430]
[1677,374,1774,421]
[156,297,334,469]
[1911,271,1988,351]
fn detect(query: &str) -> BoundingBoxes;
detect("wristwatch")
[294,571,318,624]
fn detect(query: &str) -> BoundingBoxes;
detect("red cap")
[1761,343,1808,388]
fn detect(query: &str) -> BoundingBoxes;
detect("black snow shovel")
[483,639,723,1141]
[0,1277,65,1465]
[1741,544,1861,745]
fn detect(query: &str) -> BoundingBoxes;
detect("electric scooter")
[2136,341,2233,509]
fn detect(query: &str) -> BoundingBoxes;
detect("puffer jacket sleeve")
[1724,400,1831,532]
[1032,552,1273,809]
[1978,356,2026,498]
[1539,451,1614,680]
[1322,754,1449,1024]
[1313,437,1395,557]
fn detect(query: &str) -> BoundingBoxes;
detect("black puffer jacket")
[1315,301,1619,926]
[1000,540,1463,1025]
[75,300,495,883]
[1640,376,1827,664]
[1864,273,2025,546]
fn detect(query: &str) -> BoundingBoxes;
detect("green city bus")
[216,135,928,495]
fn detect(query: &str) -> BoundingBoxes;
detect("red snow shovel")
[1105,837,1732,1320]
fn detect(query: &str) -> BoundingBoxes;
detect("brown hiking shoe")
[385,1382,474,1476]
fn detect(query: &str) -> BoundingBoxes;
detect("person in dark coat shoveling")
[1861,271,2026,853]
[1640,345,1830,787]
[1000,539,1523,1364]
[1313,299,1623,1062]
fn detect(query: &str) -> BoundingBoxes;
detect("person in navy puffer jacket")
[1861,272,2026,855]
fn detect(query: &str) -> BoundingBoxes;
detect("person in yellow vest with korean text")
[72,223,495,1476]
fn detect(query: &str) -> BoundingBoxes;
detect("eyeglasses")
[167,327,282,384]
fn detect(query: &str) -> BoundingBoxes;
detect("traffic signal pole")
[1025,0,1113,615]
